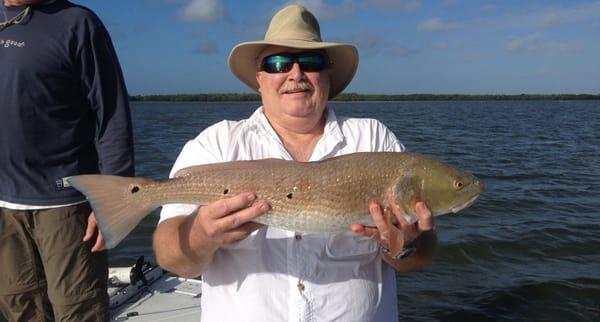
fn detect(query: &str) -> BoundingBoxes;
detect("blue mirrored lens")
[261,52,327,73]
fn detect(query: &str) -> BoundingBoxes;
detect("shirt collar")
[248,106,345,161]
[315,106,345,159]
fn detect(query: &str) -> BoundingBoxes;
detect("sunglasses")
[260,52,330,73]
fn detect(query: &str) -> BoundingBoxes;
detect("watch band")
[380,244,417,260]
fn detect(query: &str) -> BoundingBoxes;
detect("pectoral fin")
[392,176,422,223]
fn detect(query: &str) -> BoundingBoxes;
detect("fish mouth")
[451,194,480,213]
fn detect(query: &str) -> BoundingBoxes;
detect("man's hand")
[352,191,433,249]
[153,192,269,278]
[352,191,437,271]
[193,192,268,250]
[83,212,105,252]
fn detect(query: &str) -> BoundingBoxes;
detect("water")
[62,101,600,321]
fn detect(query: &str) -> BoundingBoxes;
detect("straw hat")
[228,5,358,99]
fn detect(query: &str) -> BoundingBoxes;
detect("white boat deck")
[109,263,202,321]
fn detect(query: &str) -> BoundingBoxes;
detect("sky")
[75,0,600,95]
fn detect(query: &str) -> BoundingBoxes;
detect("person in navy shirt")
[0,1,134,320]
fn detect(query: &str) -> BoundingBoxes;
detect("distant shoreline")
[130,93,600,102]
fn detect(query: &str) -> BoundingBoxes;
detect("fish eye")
[453,180,464,190]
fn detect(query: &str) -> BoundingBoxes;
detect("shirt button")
[297,282,305,292]
[294,233,302,240]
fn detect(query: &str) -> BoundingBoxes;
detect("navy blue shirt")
[0,0,134,205]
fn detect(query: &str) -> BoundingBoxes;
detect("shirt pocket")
[325,232,379,261]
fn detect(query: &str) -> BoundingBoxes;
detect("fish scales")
[135,153,411,232]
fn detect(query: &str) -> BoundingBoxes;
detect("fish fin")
[66,175,159,249]
[392,176,422,222]
[384,207,405,258]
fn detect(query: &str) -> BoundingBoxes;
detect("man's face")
[256,46,331,124]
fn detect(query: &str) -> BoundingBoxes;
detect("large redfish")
[66,152,483,249]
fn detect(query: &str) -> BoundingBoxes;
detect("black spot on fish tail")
[287,193,293,199]
[223,188,229,195]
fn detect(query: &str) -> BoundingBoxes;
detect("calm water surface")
[114,100,599,321]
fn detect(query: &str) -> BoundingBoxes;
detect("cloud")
[342,32,391,55]
[541,13,562,28]
[430,42,449,50]
[477,2,600,31]
[362,0,421,11]
[388,46,416,57]
[507,34,583,55]
[507,34,538,51]
[193,41,219,55]
[342,32,417,57]
[179,0,225,23]
[442,0,460,6]
[479,4,498,13]
[270,0,422,22]
[538,2,600,28]
[418,18,460,32]
[457,52,487,63]
[290,0,354,19]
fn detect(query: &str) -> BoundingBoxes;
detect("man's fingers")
[83,212,106,252]
[203,192,257,220]
[91,232,105,252]
[351,223,364,233]
[368,202,387,231]
[355,201,399,245]
[204,201,268,238]
[83,212,96,242]
[386,190,411,227]
[221,201,269,230]
[352,225,380,240]
[415,202,434,231]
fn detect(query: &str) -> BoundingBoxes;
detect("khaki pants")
[0,203,108,322]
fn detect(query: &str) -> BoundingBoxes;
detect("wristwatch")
[380,244,417,260]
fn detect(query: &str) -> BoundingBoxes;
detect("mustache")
[278,81,313,94]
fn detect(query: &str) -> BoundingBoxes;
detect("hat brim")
[228,40,358,99]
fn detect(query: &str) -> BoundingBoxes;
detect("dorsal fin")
[174,158,294,178]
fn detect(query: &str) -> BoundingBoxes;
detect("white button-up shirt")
[160,106,405,322]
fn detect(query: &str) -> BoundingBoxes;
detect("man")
[153,5,435,322]
[0,0,134,321]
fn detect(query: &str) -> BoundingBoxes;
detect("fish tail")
[66,175,160,249]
